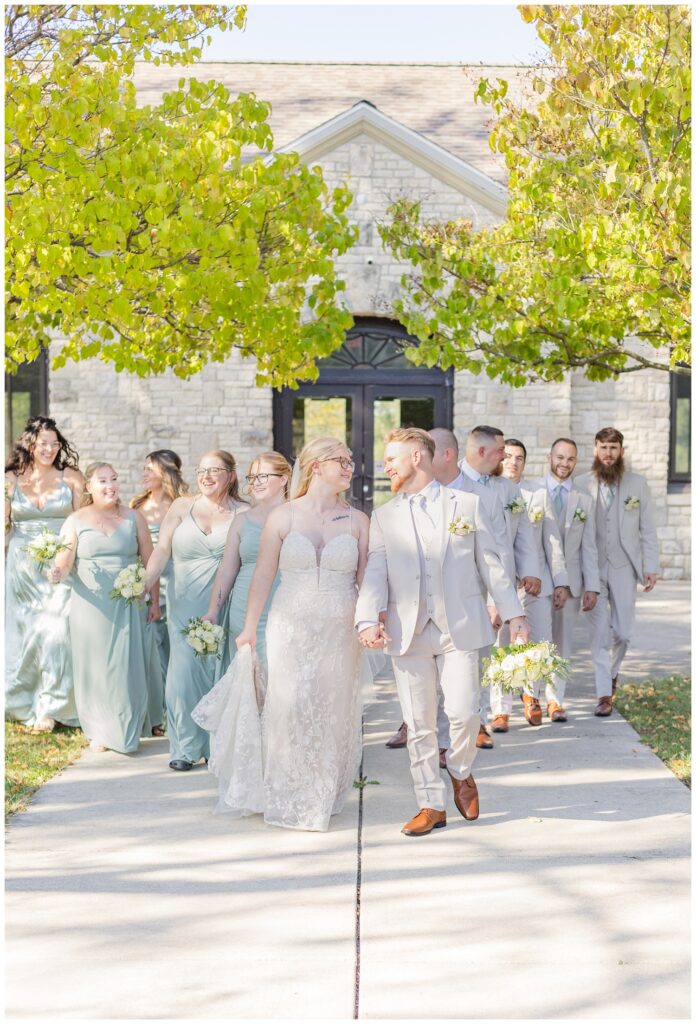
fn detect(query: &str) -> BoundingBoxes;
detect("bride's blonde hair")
[292,437,352,503]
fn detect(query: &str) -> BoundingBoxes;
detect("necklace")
[95,508,122,530]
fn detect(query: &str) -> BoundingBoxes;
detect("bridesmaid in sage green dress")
[5,416,84,731]
[49,463,163,753]
[129,450,189,701]
[205,452,291,673]
[145,450,246,771]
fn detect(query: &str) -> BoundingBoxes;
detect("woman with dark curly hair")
[5,415,85,731]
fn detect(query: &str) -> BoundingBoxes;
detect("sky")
[201,4,547,64]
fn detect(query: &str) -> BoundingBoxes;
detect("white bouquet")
[22,529,70,566]
[181,617,226,659]
[482,641,569,694]
[528,506,544,524]
[110,560,148,604]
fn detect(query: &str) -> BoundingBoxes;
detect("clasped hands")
[359,614,391,649]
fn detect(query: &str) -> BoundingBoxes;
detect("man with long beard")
[575,428,659,717]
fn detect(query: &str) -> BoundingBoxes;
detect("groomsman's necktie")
[478,474,490,486]
[604,484,616,509]
[553,484,565,517]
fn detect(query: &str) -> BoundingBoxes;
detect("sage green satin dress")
[70,512,163,752]
[5,480,79,726]
[224,515,277,673]
[165,506,232,764]
[147,521,171,681]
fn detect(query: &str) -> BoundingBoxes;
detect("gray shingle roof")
[133,61,544,185]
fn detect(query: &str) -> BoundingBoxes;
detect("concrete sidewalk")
[5,583,691,1019]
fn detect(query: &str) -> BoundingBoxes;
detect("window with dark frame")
[669,371,691,483]
[4,351,49,457]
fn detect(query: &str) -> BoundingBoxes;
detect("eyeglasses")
[196,467,229,477]
[245,473,285,486]
[321,457,355,472]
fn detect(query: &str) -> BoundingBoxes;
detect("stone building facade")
[39,63,689,577]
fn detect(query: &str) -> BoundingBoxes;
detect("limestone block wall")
[318,132,499,315]
[48,345,272,502]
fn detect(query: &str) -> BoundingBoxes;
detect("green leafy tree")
[6,5,356,384]
[380,5,690,384]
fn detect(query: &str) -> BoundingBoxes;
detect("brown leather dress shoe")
[476,724,494,748]
[595,696,613,717]
[386,721,408,748]
[401,808,447,836]
[522,693,542,726]
[491,714,509,732]
[547,702,567,722]
[439,747,447,770]
[447,771,479,820]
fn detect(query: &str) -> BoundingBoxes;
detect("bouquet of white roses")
[110,560,148,604]
[482,641,569,694]
[181,617,226,659]
[23,530,70,566]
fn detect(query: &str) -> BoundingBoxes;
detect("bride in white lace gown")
[193,438,370,832]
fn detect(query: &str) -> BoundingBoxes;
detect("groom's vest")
[596,486,629,571]
[412,503,449,636]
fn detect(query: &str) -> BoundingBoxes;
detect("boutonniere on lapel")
[448,516,475,537]
[505,497,526,515]
[528,506,544,524]
[624,496,640,510]
[572,507,587,523]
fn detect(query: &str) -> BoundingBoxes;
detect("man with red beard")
[575,428,659,717]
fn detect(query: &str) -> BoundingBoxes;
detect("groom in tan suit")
[575,427,659,716]
[356,427,529,837]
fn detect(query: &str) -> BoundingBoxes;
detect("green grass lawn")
[5,721,88,821]
[614,674,691,787]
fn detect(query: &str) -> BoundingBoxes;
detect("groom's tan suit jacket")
[355,484,523,657]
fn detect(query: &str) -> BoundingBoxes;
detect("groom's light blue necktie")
[478,474,490,486]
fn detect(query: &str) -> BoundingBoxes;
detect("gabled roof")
[133,61,544,186]
[274,99,507,213]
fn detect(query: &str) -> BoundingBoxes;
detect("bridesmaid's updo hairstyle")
[130,449,189,509]
[291,437,351,502]
[245,452,292,499]
[5,416,80,475]
[199,450,243,503]
[80,462,119,508]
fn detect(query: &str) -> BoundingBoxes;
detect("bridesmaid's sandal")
[89,741,108,752]
[32,716,56,733]
[151,725,166,737]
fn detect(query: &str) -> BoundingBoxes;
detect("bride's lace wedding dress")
[193,515,364,832]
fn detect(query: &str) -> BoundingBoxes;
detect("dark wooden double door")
[273,377,452,514]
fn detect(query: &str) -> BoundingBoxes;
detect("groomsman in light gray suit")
[575,427,659,717]
[458,426,541,743]
[497,438,569,727]
[356,427,529,837]
[533,438,600,719]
